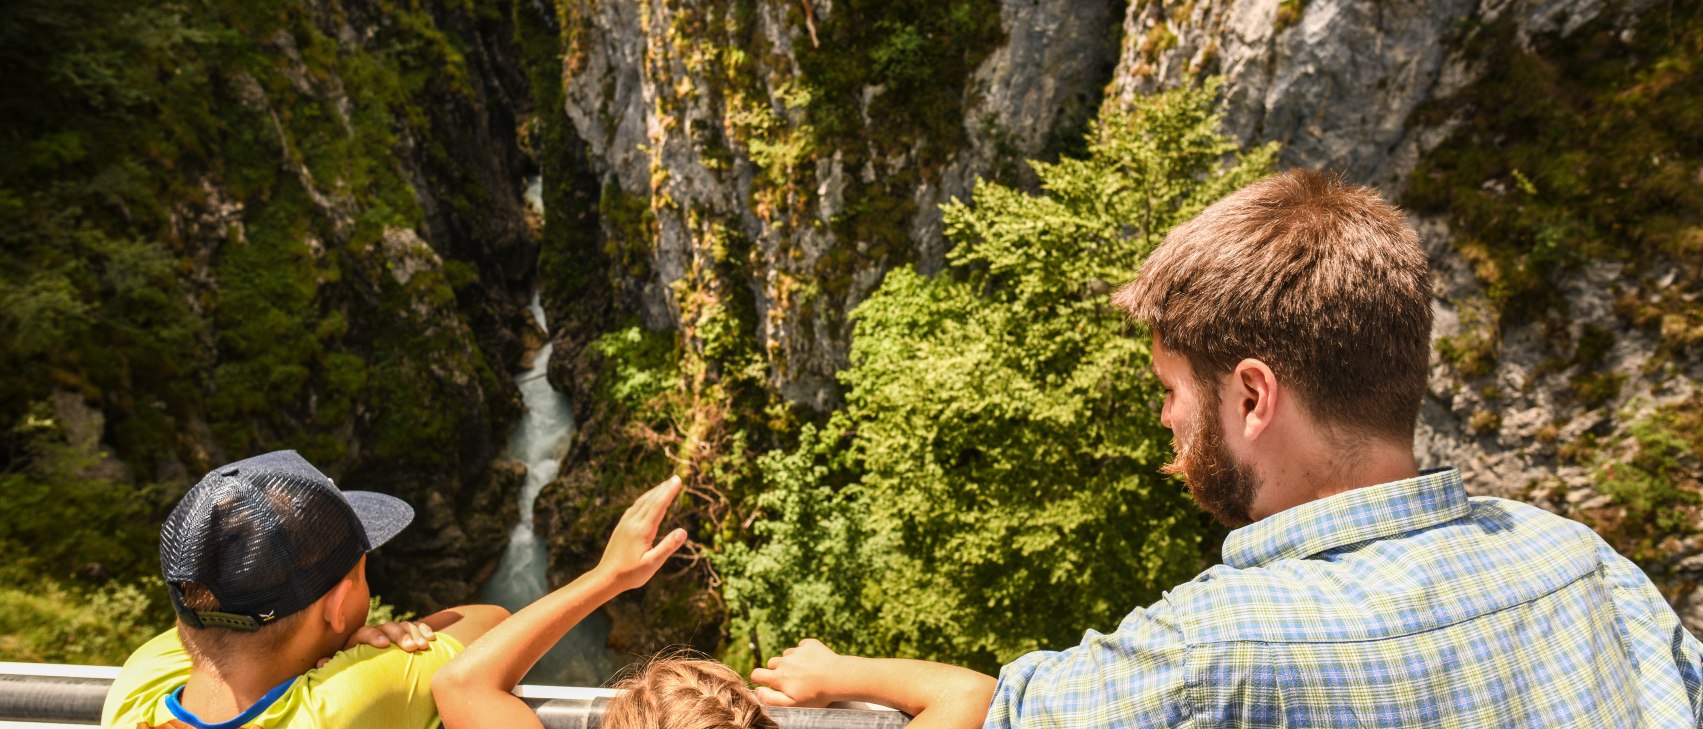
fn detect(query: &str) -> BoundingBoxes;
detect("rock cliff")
[0,0,543,612]
[530,0,1702,650]
[547,0,1121,408]
[530,0,1129,654]
[1114,0,1656,189]
[1109,0,1703,626]
[14,0,1689,661]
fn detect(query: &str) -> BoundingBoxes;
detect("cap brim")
[344,491,415,550]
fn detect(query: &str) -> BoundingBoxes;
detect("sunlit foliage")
[721,83,1276,672]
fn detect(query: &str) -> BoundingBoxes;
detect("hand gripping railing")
[0,663,910,728]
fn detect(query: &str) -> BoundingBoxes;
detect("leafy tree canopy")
[720,81,1277,673]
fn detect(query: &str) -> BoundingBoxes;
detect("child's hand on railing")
[752,638,997,728]
[750,638,843,708]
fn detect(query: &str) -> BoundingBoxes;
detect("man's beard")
[1161,396,1258,528]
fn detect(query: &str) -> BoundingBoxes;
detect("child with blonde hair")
[602,657,779,729]
[433,476,994,729]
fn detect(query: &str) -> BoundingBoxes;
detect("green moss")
[1585,402,1703,583]
[1436,330,1497,378]
[1565,325,1624,406]
[1568,370,1625,408]
[1407,4,1703,369]
[1468,409,1502,436]
[600,183,658,281]
[1275,0,1308,33]
[1140,23,1179,55]
[206,181,325,454]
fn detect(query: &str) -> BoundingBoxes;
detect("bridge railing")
[0,662,909,728]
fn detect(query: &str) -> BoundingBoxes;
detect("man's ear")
[322,577,355,634]
[1231,358,1279,441]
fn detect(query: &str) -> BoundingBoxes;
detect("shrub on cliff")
[720,82,1277,672]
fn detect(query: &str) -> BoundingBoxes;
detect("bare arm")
[751,639,996,729]
[432,476,688,729]
[422,604,511,647]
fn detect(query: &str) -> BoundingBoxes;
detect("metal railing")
[0,663,909,728]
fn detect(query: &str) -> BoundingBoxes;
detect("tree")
[720,81,1277,673]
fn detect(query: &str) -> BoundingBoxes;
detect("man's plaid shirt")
[985,468,1703,727]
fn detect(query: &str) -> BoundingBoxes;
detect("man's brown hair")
[602,656,779,729]
[1113,168,1432,441]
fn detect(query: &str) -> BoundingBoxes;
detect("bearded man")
[758,169,1703,727]
[985,168,1703,726]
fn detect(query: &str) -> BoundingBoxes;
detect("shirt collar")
[1222,467,1468,569]
[166,676,296,729]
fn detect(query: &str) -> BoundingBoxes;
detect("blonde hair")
[602,657,779,729]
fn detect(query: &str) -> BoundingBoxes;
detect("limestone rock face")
[924,0,1122,270]
[554,0,1121,409]
[1112,0,1656,189]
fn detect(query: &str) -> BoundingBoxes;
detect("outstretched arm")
[751,639,995,729]
[432,476,689,729]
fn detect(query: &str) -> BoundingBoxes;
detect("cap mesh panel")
[161,469,366,623]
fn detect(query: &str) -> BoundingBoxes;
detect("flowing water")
[479,178,624,686]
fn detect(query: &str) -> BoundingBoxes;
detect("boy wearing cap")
[101,450,510,728]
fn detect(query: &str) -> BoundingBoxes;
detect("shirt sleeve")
[301,631,466,728]
[100,628,193,727]
[984,597,1190,729]
[1596,540,1703,723]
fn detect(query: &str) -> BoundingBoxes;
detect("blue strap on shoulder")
[165,675,297,729]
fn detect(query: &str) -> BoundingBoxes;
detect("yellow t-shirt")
[100,627,465,728]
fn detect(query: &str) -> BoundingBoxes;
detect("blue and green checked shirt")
[986,468,1703,727]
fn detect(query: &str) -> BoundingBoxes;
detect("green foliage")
[720,421,868,668]
[0,395,177,666]
[366,596,418,627]
[798,0,1002,142]
[590,324,681,416]
[868,21,929,86]
[0,577,168,666]
[722,83,1275,672]
[0,0,508,468]
[0,401,168,582]
[0,0,523,651]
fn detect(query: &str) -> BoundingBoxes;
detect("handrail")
[0,662,909,728]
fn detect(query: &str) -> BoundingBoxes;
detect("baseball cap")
[159,450,414,632]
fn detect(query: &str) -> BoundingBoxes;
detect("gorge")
[1,0,1698,673]
[482,184,623,685]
